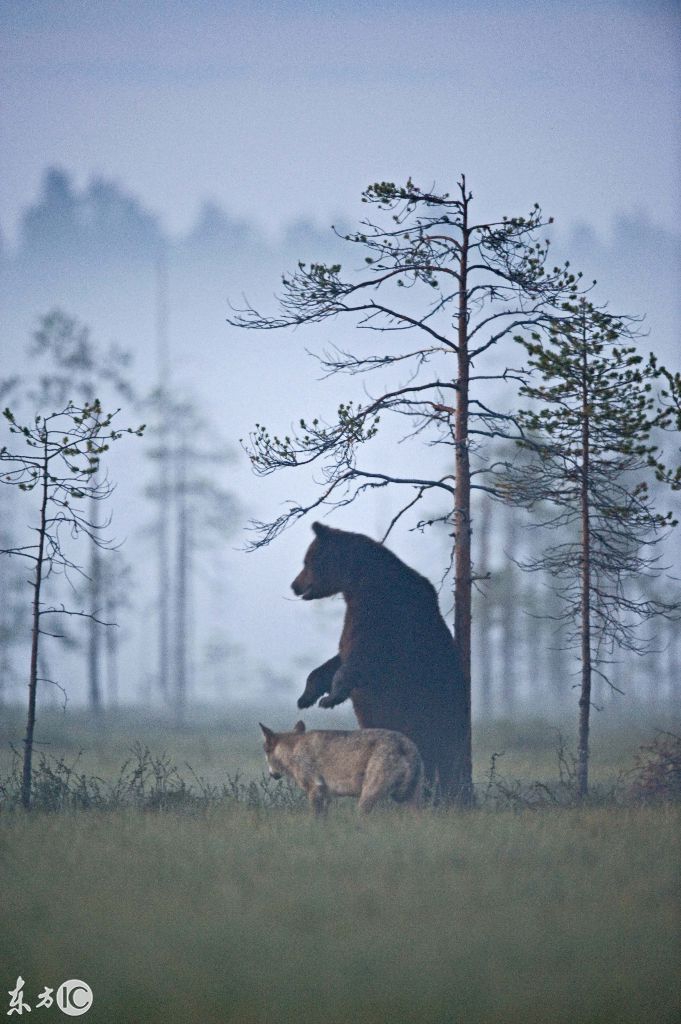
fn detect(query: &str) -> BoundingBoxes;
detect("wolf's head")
[259,721,306,779]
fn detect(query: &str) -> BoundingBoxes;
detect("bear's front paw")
[297,692,316,709]
[319,692,345,709]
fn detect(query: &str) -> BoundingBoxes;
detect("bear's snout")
[291,572,313,599]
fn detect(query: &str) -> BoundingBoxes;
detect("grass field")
[1,707,679,1024]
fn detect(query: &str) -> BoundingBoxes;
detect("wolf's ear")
[259,723,274,742]
[293,720,306,734]
[312,521,331,538]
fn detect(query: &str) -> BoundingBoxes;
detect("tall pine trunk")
[88,493,102,712]
[500,508,519,716]
[173,437,188,725]
[156,256,171,701]
[578,343,592,799]
[453,184,473,805]
[105,587,119,706]
[23,441,48,808]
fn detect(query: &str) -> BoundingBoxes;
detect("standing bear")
[292,522,469,802]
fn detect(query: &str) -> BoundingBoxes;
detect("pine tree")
[505,298,679,796]
[229,176,584,804]
[0,401,144,807]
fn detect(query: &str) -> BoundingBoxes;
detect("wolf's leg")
[357,754,393,813]
[308,778,329,817]
[297,655,342,709]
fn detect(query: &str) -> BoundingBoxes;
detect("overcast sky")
[1,0,679,245]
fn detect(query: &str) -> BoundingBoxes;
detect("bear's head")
[291,521,348,600]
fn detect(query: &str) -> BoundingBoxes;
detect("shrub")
[630,731,681,803]
[0,743,305,813]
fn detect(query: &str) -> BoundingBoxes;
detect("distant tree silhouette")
[20,168,81,260]
[84,177,164,261]
[184,200,257,257]
[101,552,132,707]
[0,494,26,704]
[27,310,135,712]
[19,167,164,265]
[144,391,240,721]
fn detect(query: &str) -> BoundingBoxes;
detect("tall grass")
[2,702,676,791]
[1,803,679,1023]
[1,709,679,1023]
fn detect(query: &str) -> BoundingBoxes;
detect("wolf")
[258,720,424,815]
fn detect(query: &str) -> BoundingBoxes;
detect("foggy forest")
[1,166,679,722]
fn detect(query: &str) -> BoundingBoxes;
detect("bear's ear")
[293,720,306,734]
[312,521,331,538]
[259,723,275,742]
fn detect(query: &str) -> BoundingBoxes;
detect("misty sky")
[1,0,679,246]
[1,0,679,708]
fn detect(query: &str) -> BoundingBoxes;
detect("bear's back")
[341,540,456,656]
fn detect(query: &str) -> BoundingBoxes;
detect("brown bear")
[291,522,469,802]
